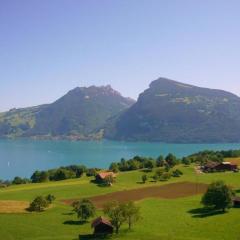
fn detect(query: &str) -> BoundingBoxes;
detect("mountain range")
[1,78,240,143]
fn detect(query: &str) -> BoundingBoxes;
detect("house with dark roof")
[202,161,238,173]
[91,216,113,235]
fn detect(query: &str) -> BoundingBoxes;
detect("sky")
[1,0,240,111]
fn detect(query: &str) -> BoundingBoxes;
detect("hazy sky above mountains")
[1,0,240,111]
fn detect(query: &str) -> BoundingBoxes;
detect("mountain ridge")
[1,78,240,143]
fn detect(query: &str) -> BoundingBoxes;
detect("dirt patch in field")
[63,182,207,208]
[0,200,29,213]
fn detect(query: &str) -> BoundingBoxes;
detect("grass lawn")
[0,165,240,240]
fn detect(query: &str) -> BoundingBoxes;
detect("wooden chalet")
[202,161,238,172]
[91,216,113,235]
[95,171,116,182]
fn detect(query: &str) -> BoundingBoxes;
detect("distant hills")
[0,85,135,140]
[1,78,240,143]
[104,78,240,143]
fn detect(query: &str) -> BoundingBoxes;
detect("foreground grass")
[0,165,240,239]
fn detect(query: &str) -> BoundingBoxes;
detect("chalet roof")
[91,216,113,228]
[97,172,116,180]
[204,161,220,168]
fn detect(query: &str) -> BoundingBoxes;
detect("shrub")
[201,181,234,212]
[160,172,171,181]
[142,174,147,183]
[29,196,49,212]
[172,169,183,177]
[72,199,96,222]
[46,194,55,204]
[86,168,98,177]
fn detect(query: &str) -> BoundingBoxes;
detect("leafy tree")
[142,174,147,183]
[144,160,156,170]
[29,196,49,212]
[159,172,171,181]
[182,157,191,166]
[46,194,55,204]
[103,201,125,234]
[122,201,141,230]
[72,199,96,222]
[172,169,183,177]
[201,181,234,212]
[156,155,165,167]
[12,176,30,185]
[51,169,75,181]
[165,153,178,167]
[86,168,98,177]
[31,171,49,183]
[109,163,119,173]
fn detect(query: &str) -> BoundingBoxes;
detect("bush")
[72,199,96,222]
[201,181,234,212]
[29,196,49,212]
[46,194,56,204]
[12,176,30,185]
[142,174,147,183]
[172,169,183,177]
[160,172,171,181]
[86,168,98,177]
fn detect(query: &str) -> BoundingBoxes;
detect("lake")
[1,139,240,179]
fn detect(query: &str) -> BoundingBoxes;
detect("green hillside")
[0,165,239,240]
[0,86,134,139]
[105,78,240,143]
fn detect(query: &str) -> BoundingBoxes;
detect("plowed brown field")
[63,181,207,208]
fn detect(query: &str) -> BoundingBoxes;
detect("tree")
[159,172,171,181]
[86,168,98,177]
[165,153,178,168]
[103,201,125,234]
[109,163,119,173]
[144,159,156,170]
[29,196,49,212]
[51,169,74,181]
[122,201,141,230]
[72,199,96,222]
[31,171,49,183]
[46,194,55,204]
[201,181,234,212]
[142,174,147,183]
[182,157,191,166]
[156,155,165,167]
[12,176,29,185]
[172,169,183,177]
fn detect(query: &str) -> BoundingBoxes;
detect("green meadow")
[0,165,239,240]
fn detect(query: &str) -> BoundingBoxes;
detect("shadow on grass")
[136,181,145,184]
[140,169,152,173]
[188,207,226,218]
[62,212,75,216]
[63,220,86,225]
[235,189,240,193]
[90,179,110,188]
[79,234,112,240]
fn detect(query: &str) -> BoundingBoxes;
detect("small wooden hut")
[91,216,113,235]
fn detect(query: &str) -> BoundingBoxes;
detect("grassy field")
[0,165,240,240]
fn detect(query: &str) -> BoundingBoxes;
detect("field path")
[63,181,207,208]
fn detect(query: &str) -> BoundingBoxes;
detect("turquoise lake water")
[1,139,240,179]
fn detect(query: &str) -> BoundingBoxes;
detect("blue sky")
[1,0,240,111]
